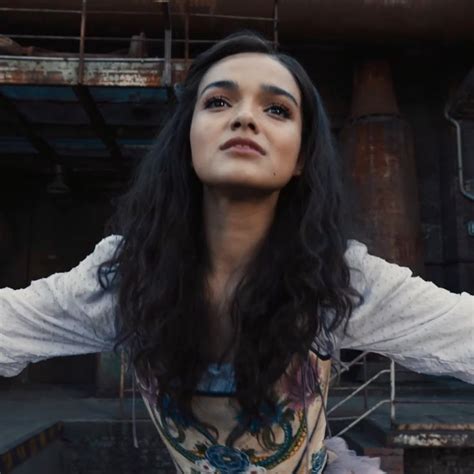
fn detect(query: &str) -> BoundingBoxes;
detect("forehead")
[197,52,301,101]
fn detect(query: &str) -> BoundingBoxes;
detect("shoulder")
[93,234,124,259]
[86,234,124,288]
[344,239,413,293]
[85,234,124,272]
[344,239,368,268]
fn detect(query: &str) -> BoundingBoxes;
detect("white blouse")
[0,235,473,383]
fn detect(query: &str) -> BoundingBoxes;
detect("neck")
[203,186,279,279]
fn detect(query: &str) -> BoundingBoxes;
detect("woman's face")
[190,52,303,193]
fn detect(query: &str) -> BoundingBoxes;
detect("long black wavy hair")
[99,30,359,424]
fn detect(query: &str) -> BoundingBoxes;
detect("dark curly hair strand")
[98,30,359,425]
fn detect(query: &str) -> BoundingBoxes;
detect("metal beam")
[2,35,222,46]
[0,8,275,22]
[0,56,187,87]
[0,91,58,162]
[388,429,474,448]
[78,0,87,84]
[3,123,158,139]
[72,85,123,161]
[273,0,279,50]
[162,1,172,87]
[163,31,172,87]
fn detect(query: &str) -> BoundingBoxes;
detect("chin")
[195,165,292,195]
[202,177,285,197]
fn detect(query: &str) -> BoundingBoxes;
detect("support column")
[341,59,424,273]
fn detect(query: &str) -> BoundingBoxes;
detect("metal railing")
[118,348,474,437]
[1,0,280,76]
[328,351,474,437]
[328,352,395,436]
[118,349,398,427]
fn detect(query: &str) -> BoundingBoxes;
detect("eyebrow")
[199,80,299,107]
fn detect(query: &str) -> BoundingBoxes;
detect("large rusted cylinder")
[341,59,423,272]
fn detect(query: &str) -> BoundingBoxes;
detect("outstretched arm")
[338,240,474,384]
[0,234,122,377]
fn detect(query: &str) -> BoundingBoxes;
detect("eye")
[266,103,291,119]
[203,96,230,109]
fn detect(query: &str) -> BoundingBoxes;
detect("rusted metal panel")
[0,57,78,85]
[349,60,399,118]
[396,423,474,431]
[342,59,423,271]
[389,430,474,448]
[344,118,423,270]
[0,56,187,86]
[84,59,163,86]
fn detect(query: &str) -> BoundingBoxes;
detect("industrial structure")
[0,1,473,473]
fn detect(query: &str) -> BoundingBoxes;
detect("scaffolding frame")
[0,1,279,165]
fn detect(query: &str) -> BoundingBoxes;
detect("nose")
[230,106,258,133]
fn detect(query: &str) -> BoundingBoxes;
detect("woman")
[0,31,472,473]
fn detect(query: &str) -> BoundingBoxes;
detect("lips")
[220,137,266,155]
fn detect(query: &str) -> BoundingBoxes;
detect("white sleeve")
[0,234,123,377]
[338,240,474,384]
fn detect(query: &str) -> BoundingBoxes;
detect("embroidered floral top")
[136,352,332,473]
[0,235,473,472]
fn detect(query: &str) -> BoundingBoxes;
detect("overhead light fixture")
[47,164,71,195]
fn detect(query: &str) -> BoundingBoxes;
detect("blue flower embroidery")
[205,445,250,473]
[236,400,286,434]
[160,393,192,428]
[310,447,328,473]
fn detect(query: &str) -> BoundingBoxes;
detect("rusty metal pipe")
[185,0,190,63]
[187,12,274,21]
[342,59,423,271]
[0,7,81,14]
[444,107,474,201]
[273,0,279,49]
[0,7,274,21]
[2,34,227,44]
[78,0,87,84]
[84,11,275,20]
[5,34,81,41]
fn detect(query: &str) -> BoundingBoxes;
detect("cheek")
[190,115,207,167]
[190,114,221,181]
[275,127,302,168]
